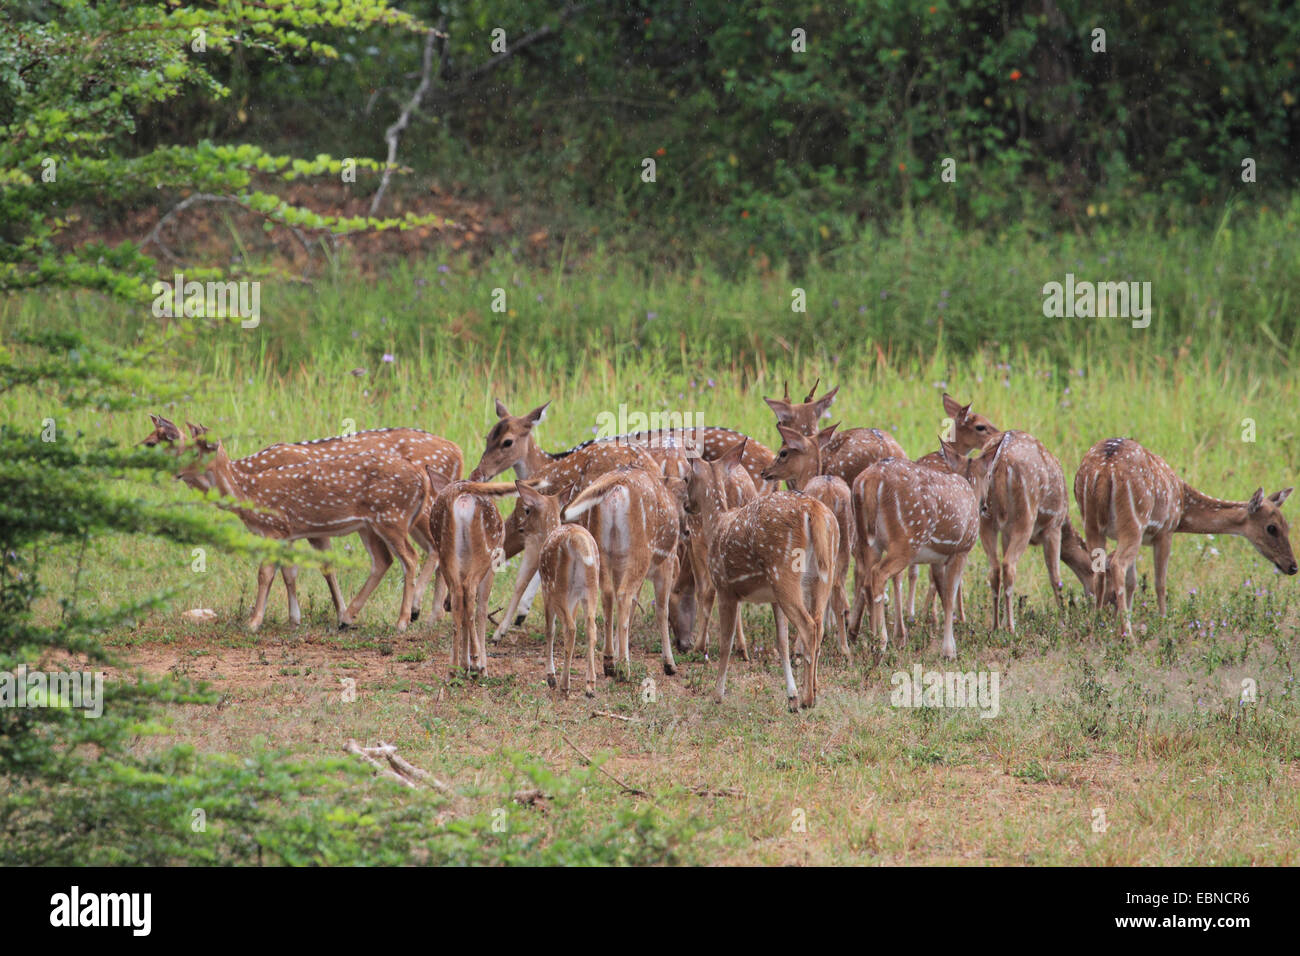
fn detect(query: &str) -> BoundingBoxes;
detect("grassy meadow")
[4,215,1300,864]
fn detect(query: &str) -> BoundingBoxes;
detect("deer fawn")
[761,423,854,660]
[176,428,429,631]
[562,465,682,677]
[763,380,905,484]
[469,400,659,642]
[511,481,603,697]
[428,477,519,674]
[849,444,983,659]
[1074,437,1296,637]
[684,443,838,710]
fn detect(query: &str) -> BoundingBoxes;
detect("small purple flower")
[646,311,658,320]
[382,353,395,364]
[707,378,716,388]
[437,264,450,273]
[537,294,544,302]
[940,289,950,299]
[880,291,889,300]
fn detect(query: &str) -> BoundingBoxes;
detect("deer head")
[762,422,838,487]
[763,381,840,436]
[470,399,550,480]
[1243,487,1297,575]
[941,393,1000,455]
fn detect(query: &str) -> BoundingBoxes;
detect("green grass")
[4,217,1300,864]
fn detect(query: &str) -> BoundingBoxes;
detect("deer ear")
[1248,488,1266,514]
[764,396,793,423]
[718,437,747,468]
[526,401,550,426]
[150,413,162,427]
[1271,488,1293,508]
[939,440,964,472]
[811,385,839,418]
[494,398,510,419]
[941,393,963,421]
[426,468,451,495]
[775,424,804,448]
[816,422,840,448]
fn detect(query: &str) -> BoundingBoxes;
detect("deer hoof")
[584,689,595,699]
[546,674,557,689]
[513,613,527,626]
[786,695,800,713]
[409,607,420,622]
[337,620,351,632]
[663,662,677,676]
[603,658,616,677]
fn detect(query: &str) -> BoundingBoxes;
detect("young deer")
[761,423,854,660]
[562,465,682,677]
[1074,437,1297,637]
[513,481,603,697]
[763,380,905,484]
[470,401,660,642]
[684,447,838,710]
[940,393,1001,455]
[176,429,429,631]
[428,477,518,674]
[957,431,1099,631]
[849,444,982,659]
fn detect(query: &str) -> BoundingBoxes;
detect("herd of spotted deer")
[141,383,1296,711]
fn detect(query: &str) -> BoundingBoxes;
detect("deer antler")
[804,377,821,403]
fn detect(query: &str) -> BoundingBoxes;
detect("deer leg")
[979,520,999,629]
[1000,520,1034,635]
[831,557,852,660]
[544,599,558,689]
[1152,533,1171,618]
[1042,525,1065,609]
[713,596,740,703]
[405,517,437,622]
[557,604,577,698]
[690,577,717,657]
[582,589,599,698]
[1084,527,1109,612]
[473,570,492,673]
[249,562,277,631]
[870,552,911,657]
[891,572,907,647]
[906,564,919,621]
[448,582,466,673]
[938,554,968,659]
[280,564,302,626]
[378,525,419,632]
[654,559,678,676]
[1110,536,1142,639]
[492,551,540,643]
[780,597,819,710]
[599,586,616,677]
[515,571,542,626]
[307,535,347,623]
[340,532,394,629]
[616,587,636,677]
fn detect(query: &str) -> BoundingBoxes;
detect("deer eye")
[502,438,513,448]
[779,450,787,458]
[1267,524,1278,536]
[975,425,986,432]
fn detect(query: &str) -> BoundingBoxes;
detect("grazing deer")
[761,423,854,659]
[849,445,982,659]
[513,481,603,697]
[1074,437,1297,637]
[763,380,905,484]
[953,431,1098,631]
[684,445,838,710]
[176,428,430,631]
[428,477,518,674]
[562,466,682,677]
[142,414,460,625]
[470,401,660,641]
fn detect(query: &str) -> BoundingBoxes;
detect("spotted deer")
[949,431,1098,631]
[142,414,460,625]
[763,381,905,484]
[470,401,660,641]
[176,428,430,631]
[428,477,519,674]
[684,446,838,710]
[562,465,682,677]
[1074,437,1296,637]
[760,423,854,660]
[849,444,982,658]
[511,481,602,696]
[940,393,1001,455]
[671,440,761,659]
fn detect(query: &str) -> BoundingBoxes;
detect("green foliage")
[0,0,441,299]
